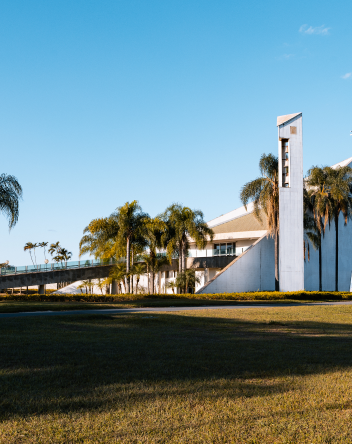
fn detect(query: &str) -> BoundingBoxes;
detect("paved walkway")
[1,301,352,319]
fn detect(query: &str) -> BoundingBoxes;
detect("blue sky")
[1,0,351,265]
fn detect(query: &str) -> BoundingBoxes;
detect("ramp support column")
[111,280,118,294]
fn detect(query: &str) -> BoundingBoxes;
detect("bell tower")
[277,113,304,291]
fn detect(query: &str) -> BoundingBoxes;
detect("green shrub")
[0,291,351,303]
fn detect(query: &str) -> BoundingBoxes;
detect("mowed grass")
[2,307,352,443]
[0,299,308,313]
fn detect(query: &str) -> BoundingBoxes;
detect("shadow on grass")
[1,311,352,418]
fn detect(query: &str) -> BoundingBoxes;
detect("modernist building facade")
[154,113,352,294]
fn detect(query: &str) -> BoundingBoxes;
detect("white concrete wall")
[197,235,275,293]
[305,214,352,291]
[278,114,304,291]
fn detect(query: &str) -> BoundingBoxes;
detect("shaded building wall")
[197,235,276,293]
[305,213,352,291]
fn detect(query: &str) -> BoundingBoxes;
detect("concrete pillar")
[38,285,45,294]
[111,280,118,294]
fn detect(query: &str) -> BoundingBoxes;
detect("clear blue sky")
[1,0,351,265]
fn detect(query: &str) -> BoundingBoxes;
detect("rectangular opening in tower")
[281,139,289,187]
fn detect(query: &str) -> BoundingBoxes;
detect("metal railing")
[188,247,240,258]
[0,258,120,276]
[0,248,241,277]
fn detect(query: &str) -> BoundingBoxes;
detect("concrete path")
[1,301,352,319]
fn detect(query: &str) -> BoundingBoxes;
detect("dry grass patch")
[1,306,352,442]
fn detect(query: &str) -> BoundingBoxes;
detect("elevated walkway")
[0,255,235,289]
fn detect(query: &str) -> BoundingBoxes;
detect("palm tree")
[165,279,177,294]
[305,169,331,291]
[113,201,149,293]
[79,215,121,260]
[240,153,279,290]
[24,242,35,266]
[95,278,106,295]
[38,242,48,262]
[132,262,147,294]
[49,242,60,257]
[142,217,167,294]
[0,174,22,229]
[160,204,214,277]
[307,165,352,291]
[109,262,128,293]
[175,269,201,293]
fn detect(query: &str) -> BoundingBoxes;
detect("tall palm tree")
[175,269,201,294]
[79,215,121,260]
[142,217,167,294]
[113,201,149,293]
[38,242,48,262]
[132,262,147,293]
[160,204,214,275]
[0,174,22,229]
[308,165,352,291]
[24,242,36,265]
[240,153,279,290]
[109,262,128,293]
[305,168,331,291]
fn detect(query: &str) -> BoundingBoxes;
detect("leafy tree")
[0,174,22,229]
[240,153,279,290]
[160,204,213,277]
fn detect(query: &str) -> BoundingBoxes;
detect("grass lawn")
[0,299,313,314]
[2,306,352,443]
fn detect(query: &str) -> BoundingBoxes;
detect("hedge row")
[0,291,351,303]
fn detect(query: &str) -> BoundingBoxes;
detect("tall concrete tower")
[277,113,304,291]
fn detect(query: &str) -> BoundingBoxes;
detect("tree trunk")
[319,231,322,292]
[182,246,186,274]
[126,237,130,293]
[146,264,150,294]
[335,213,339,292]
[130,247,134,294]
[275,230,279,291]
[177,244,182,294]
[151,271,155,294]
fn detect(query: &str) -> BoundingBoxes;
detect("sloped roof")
[207,202,254,228]
[211,211,267,234]
[277,113,302,127]
[331,156,352,169]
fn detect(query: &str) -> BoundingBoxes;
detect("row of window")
[214,242,236,255]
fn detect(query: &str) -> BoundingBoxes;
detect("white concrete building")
[110,112,352,294]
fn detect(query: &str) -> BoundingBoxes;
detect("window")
[165,271,169,279]
[214,243,236,255]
